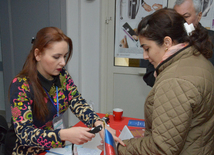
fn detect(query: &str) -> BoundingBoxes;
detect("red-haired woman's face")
[35,41,69,80]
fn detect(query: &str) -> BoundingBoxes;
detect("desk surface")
[40,113,145,154]
[74,113,145,137]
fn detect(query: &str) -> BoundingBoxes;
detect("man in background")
[143,0,214,87]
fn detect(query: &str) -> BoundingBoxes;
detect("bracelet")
[142,2,147,6]
[58,131,61,139]
[91,119,103,128]
[141,0,145,6]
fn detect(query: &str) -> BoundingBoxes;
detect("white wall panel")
[66,0,101,126]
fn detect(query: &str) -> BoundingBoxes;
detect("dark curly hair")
[137,8,213,59]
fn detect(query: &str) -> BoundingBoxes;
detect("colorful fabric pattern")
[10,68,100,155]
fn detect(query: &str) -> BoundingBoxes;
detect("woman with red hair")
[5,27,123,155]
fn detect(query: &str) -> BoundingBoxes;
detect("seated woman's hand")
[59,127,95,145]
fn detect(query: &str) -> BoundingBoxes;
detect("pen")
[45,150,64,155]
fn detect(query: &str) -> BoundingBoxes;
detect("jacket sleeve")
[64,70,100,127]
[10,77,64,150]
[118,78,202,155]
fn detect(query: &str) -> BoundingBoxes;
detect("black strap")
[72,143,74,155]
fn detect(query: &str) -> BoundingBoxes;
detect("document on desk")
[76,147,102,155]
[46,145,102,155]
[119,125,134,140]
[79,134,102,155]
[119,125,145,140]
[46,145,72,155]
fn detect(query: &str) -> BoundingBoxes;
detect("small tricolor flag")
[104,129,118,155]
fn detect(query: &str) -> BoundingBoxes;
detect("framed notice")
[114,0,168,59]
[200,0,214,30]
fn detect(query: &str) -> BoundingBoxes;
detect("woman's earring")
[165,48,168,52]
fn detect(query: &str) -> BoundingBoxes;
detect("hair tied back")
[142,24,149,31]
[31,37,35,44]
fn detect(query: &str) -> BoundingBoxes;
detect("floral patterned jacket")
[10,68,100,155]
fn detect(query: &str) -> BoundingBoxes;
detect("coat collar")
[155,45,198,76]
[37,71,61,92]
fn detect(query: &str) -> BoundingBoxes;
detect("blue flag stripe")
[105,129,114,145]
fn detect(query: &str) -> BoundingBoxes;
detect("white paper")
[46,145,72,155]
[76,147,102,155]
[82,134,102,150]
[46,135,102,155]
[76,134,102,155]
[119,125,134,140]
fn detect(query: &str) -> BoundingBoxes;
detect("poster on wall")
[115,0,168,59]
[200,0,214,30]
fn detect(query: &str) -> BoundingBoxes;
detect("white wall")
[66,0,101,126]
[168,0,176,8]
[65,0,176,126]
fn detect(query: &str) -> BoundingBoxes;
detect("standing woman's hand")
[59,127,95,145]
[94,121,125,147]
